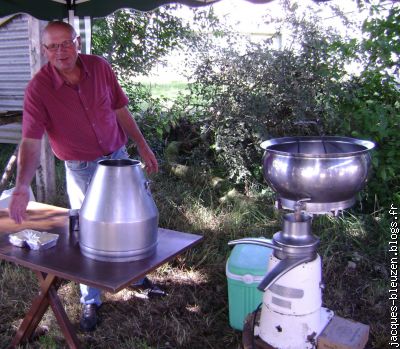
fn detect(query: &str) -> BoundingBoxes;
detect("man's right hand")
[8,186,30,224]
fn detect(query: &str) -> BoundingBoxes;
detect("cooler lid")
[227,241,272,276]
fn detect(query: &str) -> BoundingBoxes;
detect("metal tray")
[9,230,59,250]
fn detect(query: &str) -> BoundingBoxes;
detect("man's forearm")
[14,137,42,191]
[115,106,158,174]
[9,137,42,223]
[115,107,149,150]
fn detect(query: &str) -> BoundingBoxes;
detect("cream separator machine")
[229,136,375,349]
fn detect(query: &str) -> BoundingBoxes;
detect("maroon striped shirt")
[22,54,129,160]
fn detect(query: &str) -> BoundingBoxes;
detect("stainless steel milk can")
[79,159,159,262]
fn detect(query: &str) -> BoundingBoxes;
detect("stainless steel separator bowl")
[261,136,375,213]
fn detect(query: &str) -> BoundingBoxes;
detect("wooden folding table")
[0,202,203,349]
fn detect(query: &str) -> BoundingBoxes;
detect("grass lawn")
[142,81,189,100]
[0,137,391,349]
[0,159,245,349]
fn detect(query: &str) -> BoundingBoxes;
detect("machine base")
[243,308,334,349]
[243,310,274,349]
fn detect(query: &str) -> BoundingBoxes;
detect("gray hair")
[43,21,77,39]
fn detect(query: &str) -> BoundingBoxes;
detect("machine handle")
[257,256,314,292]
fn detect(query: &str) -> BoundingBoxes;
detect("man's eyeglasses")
[43,37,78,52]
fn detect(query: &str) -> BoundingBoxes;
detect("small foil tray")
[9,230,59,250]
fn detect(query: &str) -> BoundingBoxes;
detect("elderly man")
[9,21,162,332]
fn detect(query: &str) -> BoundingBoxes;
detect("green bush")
[185,22,346,185]
[335,71,400,209]
[180,1,400,210]
[332,4,400,209]
[92,7,192,76]
[120,81,172,155]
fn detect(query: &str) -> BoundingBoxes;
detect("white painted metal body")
[255,254,333,349]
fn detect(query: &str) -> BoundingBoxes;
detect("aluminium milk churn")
[79,159,159,262]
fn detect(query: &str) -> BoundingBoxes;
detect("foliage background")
[91,1,399,212]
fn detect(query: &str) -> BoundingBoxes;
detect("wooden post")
[28,17,56,203]
[36,135,56,203]
[0,145,19,196]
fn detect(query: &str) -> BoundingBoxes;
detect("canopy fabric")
[0,0,276,21]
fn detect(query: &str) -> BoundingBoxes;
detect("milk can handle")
[144,180,152,195]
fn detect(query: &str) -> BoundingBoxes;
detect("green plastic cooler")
[226,242,272,331]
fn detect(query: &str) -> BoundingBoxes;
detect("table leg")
[48,286,81,348]
[10,273,55,346]
[9,272,81,349]
[37,272,81,348]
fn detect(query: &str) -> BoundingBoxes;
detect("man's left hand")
[139,145,158,175]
